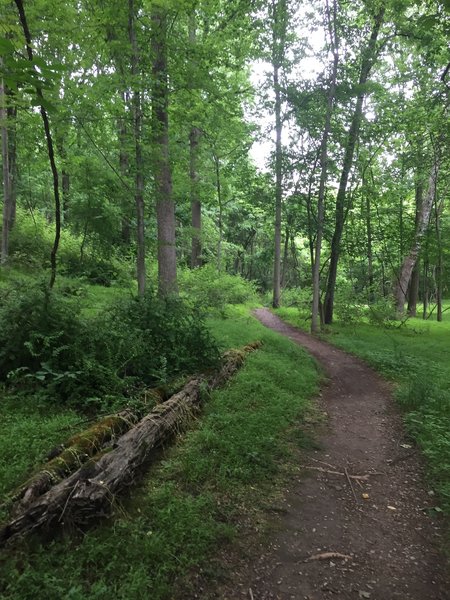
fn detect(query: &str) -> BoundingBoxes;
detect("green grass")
[275,304,450,517]
[0,305,319,599]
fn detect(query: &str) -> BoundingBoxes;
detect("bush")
[178,265,258,314]
[367,298,397,327]
[0,283,220,411]
[100,292,220,384]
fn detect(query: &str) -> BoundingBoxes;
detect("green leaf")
[0,37,15,55]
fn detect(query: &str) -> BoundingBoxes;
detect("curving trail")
[214,309,450,599]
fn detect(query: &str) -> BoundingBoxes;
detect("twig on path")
[305,466,383,481]
[248,588,255,600]
[310,457,338,470]
[305,551,352,562]
[345,466,358,503]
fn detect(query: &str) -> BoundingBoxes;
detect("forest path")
[211,308,450,600]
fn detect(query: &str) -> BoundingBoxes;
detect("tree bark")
[189,16,202,269]
[407,177,424,316]
[213,152,223,271]
[323,8,384,324]
[395,156,438,316]
[434,193,444,322]
[152,6,177,295]
[6,100,16,229]
[15,0,61,287]
[271,0,287,309]
[129,0,146,296]
[190,126,202,268]
[0,343,262,545]
[311,0,338,333]
[1,70,11,265]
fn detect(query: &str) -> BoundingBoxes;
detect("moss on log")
[0,341,262,545]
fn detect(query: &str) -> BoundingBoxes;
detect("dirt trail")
[209,309,450,600]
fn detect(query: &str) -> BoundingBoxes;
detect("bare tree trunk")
[407,177,423,316]
[311,0,338,333]
[14,0,61,288]
[152,6,177,295]
[213,152,223,272]
[7,101,16,229]
[118,91,131,245]
[435,193,444,322]
[129,0,146,296]
[190,127,202,268]
[281,225,289,287]
[1,71,11,265]
[271,0,287,309]
[323,8,384,324]
[189,16,202,269]
[395,156,438,316]
[366,191,375,302]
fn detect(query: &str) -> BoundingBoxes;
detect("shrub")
[178,265,258,314]
[367,298,397,327]
[0,283,220,411]
[100,292,220,384]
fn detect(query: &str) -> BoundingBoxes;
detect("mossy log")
[0,342,261,545]
[11,388,168,513]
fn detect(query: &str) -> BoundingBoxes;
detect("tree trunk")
[14,0,61,288]
[7,101,16,229]
[129,0,146,296]
[152,6,177,295]
[395,156,438,316]
[271,0,287,309]
[1,71,11,265]
[435,194,444,322]
[190,127,202,268]
[118,91,131,245]
[213,152,223,272]
[407,178,424,316]
[189,16,202,269]
[281,226,289,287]
[323,8,384,324]
[311,0,338,333]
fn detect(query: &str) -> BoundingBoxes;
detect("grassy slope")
[275,305,450,516]
[0,305,319,599]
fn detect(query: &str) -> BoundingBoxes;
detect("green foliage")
[0,281,219,410]
[366,298,397,327]
[178,265,258,314]
[100,292,221,384]
[0,306,319,600]
[7,210,130,286]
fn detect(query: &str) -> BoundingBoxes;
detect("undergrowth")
[0,306,319,600]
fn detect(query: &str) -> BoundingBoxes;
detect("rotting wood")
[10,387,173,513]
[0,342,262,545]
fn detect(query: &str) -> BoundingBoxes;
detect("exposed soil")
[197,309,450,600]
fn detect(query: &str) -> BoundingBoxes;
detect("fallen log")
[0,342,261,545]
[10,387,171,513]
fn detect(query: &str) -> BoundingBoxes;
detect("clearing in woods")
[210,308,450,600]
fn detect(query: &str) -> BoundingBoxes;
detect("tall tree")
[271,0,288,308]
[152,4,177,295]
[323,6,385,324]
[14,0,61,288]
[311,0,339,333]
[0,68,11,264]
[129,0,146,296]
[394,151,439,315]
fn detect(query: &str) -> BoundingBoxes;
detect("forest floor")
[203,308,450,600]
